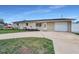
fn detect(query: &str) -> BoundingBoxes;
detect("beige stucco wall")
[47,22,54,31]
[67,21,71,32]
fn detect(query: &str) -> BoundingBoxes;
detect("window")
[36,23,41,27]
[26,23,28,26]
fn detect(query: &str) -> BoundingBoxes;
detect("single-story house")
[13,18,75,32]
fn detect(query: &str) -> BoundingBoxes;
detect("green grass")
[0,29,26,34]
[76,33,79,35]
[74,33,79,35]
[0,37,55,54]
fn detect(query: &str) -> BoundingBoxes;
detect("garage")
[54,22,68,31]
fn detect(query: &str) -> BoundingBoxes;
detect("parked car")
[4,24,13,29]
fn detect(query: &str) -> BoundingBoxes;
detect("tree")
[0,19,4,24]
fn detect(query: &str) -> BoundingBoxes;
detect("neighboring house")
[13,18,75,32]
[0,19,5,29]
[71,21,79,33]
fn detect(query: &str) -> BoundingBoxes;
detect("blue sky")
[0,5,79,23]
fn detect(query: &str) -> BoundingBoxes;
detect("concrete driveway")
[0,31,79,54]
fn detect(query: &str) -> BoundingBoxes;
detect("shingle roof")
[13,18,75,23]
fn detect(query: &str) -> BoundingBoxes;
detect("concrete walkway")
[0,31,79,54]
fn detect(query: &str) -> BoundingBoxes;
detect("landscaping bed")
[0,37,54,54]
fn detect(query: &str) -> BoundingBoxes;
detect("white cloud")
[64,16,78,18]
[23,9,50,15]
[49,5,66,9]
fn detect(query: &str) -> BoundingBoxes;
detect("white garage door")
[54,22,68,31]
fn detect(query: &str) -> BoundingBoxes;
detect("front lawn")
[0,29,26,34]
[0,37,55,54]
